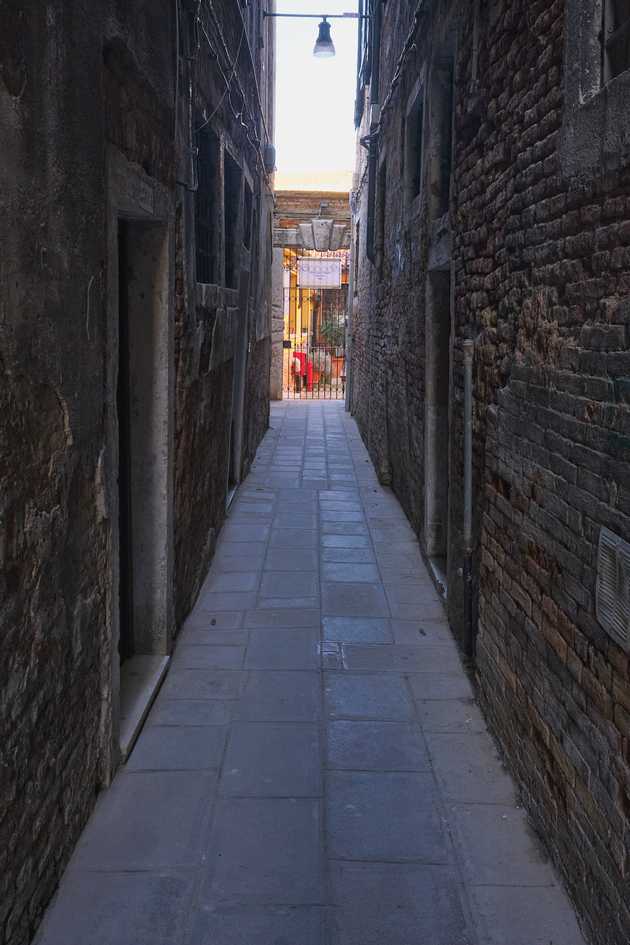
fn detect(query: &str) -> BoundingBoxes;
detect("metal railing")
[281,286,347,400]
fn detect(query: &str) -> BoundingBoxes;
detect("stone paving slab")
[330,861,471,945]
[35,401,587,945]
[32,871,194,945]
[326,719,431,771]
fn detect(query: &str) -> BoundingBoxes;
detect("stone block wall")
[1,6,117,942]
[351,0,630,940]
[0,1,274,941]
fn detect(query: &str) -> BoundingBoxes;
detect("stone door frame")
[104,146,175,771]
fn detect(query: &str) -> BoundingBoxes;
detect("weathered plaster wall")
[351,1,630,941]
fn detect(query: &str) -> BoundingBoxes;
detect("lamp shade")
[313,18,335,57]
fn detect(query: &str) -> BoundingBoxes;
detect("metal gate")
[282,285,347,400]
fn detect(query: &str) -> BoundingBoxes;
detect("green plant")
[319,319,345,348]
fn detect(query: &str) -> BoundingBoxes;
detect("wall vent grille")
[596,527,630,652]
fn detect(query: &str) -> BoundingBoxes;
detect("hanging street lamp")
[262,11,370,59]
[313,17,335,58]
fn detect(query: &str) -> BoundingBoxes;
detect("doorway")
[117,221,134,665]
[424,269,452,586]
[228,268,251,496]
[116,218,173,756]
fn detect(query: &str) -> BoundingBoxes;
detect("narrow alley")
[34,401,584,945]
[5,2,630,943]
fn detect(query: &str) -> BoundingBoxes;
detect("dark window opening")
[406,90,424,201]
[354,221,360,294]
[366,146,377,264]
[434,63,454,219]
[195,126,220,284]
[199,309,217,376]
[243,182,253,250]
[117,221,134,665]
[224,150,242,289]
[400,112,406,181]
[603,0,630,81]
[425,270,452,561]
[377,160,387,273]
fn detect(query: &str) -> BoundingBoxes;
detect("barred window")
[243,182,253,250]
[561,0,630,177]
[406,88,424,202]
[224,150,242,289]
[195,127,219,284]
[603,0,630,82]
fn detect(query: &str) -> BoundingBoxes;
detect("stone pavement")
[35,401,586,945]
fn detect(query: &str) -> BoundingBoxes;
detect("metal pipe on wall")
[370,0,381,105]
[462,339,474,659]
[355,0,364,127]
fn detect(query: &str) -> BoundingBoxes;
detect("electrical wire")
[378,0,430,124]
[204,16,264,149]
[174,0,180,143]
[172,0,274,193]
[350,0,429,204]
[195,18,248,134]
[232,0,273,155]
[197,17,266,171]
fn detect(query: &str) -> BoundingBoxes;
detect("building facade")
[350,1,630,943]
[0,2,274,942]
[271,190,350,400]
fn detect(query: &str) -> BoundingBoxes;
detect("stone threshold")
[427,554,448,600]
[119,655,170,761]
[226,484,239,510]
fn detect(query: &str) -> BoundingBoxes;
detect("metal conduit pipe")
[462,339,475,659]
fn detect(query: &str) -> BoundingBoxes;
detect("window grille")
[603,0,630,82]
[243,182,253,250]
[406,90,424,201]
[436,64,454,219]
[224,151,242,289]
[596,526,630,652]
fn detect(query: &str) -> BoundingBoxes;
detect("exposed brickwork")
[173,2,274,620]
[275,190,351,230]
[0,2,273,941]
[351,1,630,941]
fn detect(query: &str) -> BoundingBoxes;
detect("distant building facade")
[0,2,274,941]
[271,190,350,400]
[350,2,630,943]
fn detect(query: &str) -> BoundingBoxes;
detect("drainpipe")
[462,339,474,659]
[365,0,381,265]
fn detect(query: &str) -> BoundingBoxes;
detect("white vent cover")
[596,527,630,652]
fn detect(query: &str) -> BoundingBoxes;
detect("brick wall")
[351,1,630,941]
